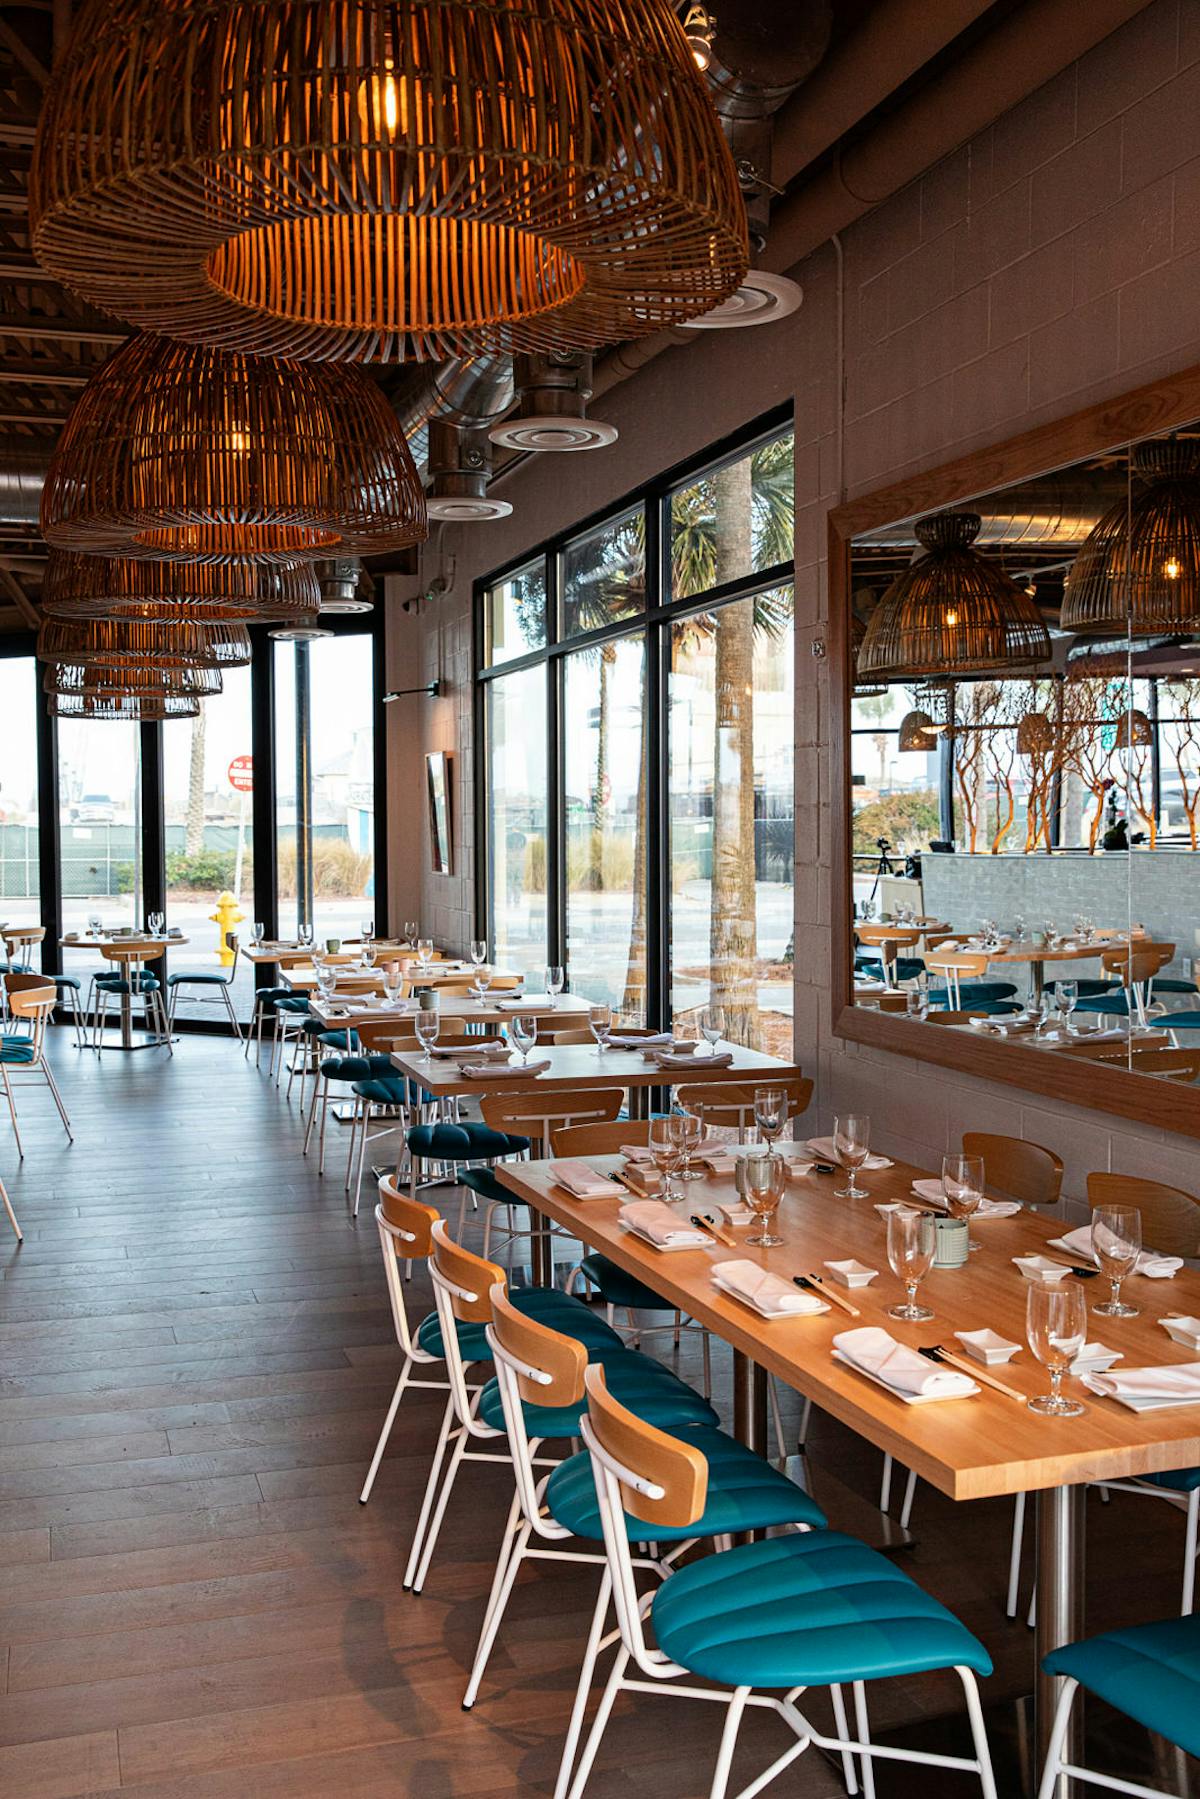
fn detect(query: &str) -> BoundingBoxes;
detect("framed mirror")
[831,366,1200,1138]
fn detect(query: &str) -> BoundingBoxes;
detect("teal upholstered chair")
[166,935,243,1039]
[561,1363,997,1799]
[1038,1613,1200,1798]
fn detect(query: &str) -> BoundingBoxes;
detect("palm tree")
[185,709,206,857]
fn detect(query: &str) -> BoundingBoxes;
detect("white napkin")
[1082,1363,1200,1409]
[496,997,534,1010]
[619,1143,656,1164]
[551,1160,621,1199]
[609,1031,673,1049]
[459,1058,551,1079]
[619,1200,709,1248]
[833,1326,977,1398]
[910,1178,1021,1219]
[655,1049,734,1070]
[712,1259,826,1316]
[807,1137,893,1170]
[1051,1226,1183,1279]
[696,1149,738,1177]
[430,1040,509,1060]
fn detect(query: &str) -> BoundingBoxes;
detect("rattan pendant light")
[897,708,938,751]
[30,0,747,364]
[44,661,222,719]
[858,512,1052,679]
[50,691,202,720]
[41,336,427,562]
[42,549,321,622]
[37,616,251,671]
[1061,439,1200,636]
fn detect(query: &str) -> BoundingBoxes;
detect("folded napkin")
[910,1178,1021,1219]
[833,1326,977,1398]
[807,1137,893,1170]
[655,1049,734,1070]
[618,1200,709,1248]
[1082,1363,1200,1409]
[712,1259,826,1316]
[551,1160,621,1199]
[496,996,534,1010]
[1051,1226,1183,1279]
[696,1149,738,1177]
[619,1143,656,1164]
[609,1031,673,1049]
[459,1058,551,1080]
[430,1040,508,1060]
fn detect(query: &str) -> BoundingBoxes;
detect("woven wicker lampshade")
[897,708,938,751]
[1061,439,1200,636]
[49,690,201,721]
[41,337,427,562]
[858,512,1052,679]
[37,616,251,671]
[1016,709,1054,754]
[30,0,748,365]
[45,660,223,703]
[42,549,320,622]
[1114,707,1153,748]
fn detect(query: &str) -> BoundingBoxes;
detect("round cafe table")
[60,932,188,1050]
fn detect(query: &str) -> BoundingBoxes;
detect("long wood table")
[496,1148,1200,1778]
[308,992,593,1031]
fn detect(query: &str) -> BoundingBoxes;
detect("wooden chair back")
[489,1282,587,1408]
[921,931,960,951]
[961,1132,1063,1207]
[583,1364,708,1530]
[1087,1172,1200,1258]
[1130,1047,1200,1082]
[480,1086,624,1151]
[100,943,165,968]
[355,1019,475,1052]
[856,924,921,947]
[675,1077,812,1138]
[537,1025,593,1044]
[377,1175,439,1259]
[925,951,989,978]
[552,1119,651,1157]
[923,1009,989,1026]
[3,925,44,947]
[430,1220,505,1325]
[4,973,56,1020]
[1099,942,1175,984]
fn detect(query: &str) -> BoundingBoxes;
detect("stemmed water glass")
[942,1152,984,1252]
[669,1105,704,1183]
[886,1209,936,1321]
[545,965,564,1004]
[472,964,493,1007]
[754,1085,788,1153]
[382,962,404,1008]
[1091,1205,1142,1318]
[404,919,418,946]
[415,1005,440,1064]
[471,939,488,972]
[298,922,314,948]
[251,920,265,947]
[700,1006,722,1053]
[510,1014,538,1065]
[86,912,102,938]
[743,1153,786,1248]
[589,1003,612,1054]
[833,1113,871,1199]
[648,1117,680,1201]
[361,920,375,947]
[1058,980,1079,1036]
[314,957,337,1003]
[416,938,434,974]
[1027,1281,1088,1416]
[1012,914,1026,943]
[905,990,927,1022]
[148,911,164,936]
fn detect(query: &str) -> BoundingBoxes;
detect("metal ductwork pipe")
[490,352,618,454]
[395,355,515,477]
[315,557,371,615]
[0,445,52,525]
[859,484,1113,549]
[425,420,513,521]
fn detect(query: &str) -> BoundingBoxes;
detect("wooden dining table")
[308,991,594,1030]
[495,1146,1200,1782]
[60,931,188,1049]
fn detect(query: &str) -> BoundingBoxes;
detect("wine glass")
[416,938,434,974]
[886,1209,936,1321]
[754,1085,788,1152]
[1012,914,1026,943]
[1091,1205,1142,1318]
[298,922,314,948]
[415,1006,440,1063]
[743,1153,786,1248]
[589,1003,612,1054]
[383,963,404,1007]
[700,1006,722,1052]
[472,964,493,1007]
[905,990,927,1022]
[148,911,164,936]
[314,958,337,1002]
[942,1152,984,1252]
[1058,980,1079,1035]
[510,1014,538,1065]
[404,919,418,946]
[359,942,378,971]
[360,920,375,945]
[545,964,564,1004]
[668,1105,704,1183]
[832,1113,871,1199]
[251,920,265,946]
[648,1117,680,1201]
[1027,1281,1088,1416]
[86,912,102,938]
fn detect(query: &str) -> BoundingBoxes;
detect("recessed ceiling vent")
[316,557,372,615]
[488,352,618,453]
[683,269,803,329]
[425,419,513,520]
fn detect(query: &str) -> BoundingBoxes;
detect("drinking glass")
[668,1106,704,1183]
[1012,914,1026,942]
[700,1006,722,1052]
[942,1152,984,1252]
[886,1209,936,1321]
[754,1085,788,1152]
[648,1117,680,1201]
[415,1006,439,1063]
[1027,1281,1088,1416]
[383,964,404,1007]
[148,911,164,936]
[832,1113,871,1199]
[905,990,927,1022]
[1091,1205,1142,1318]
[1043,921,1059,950]
[251,920,265,946]
[361,920,375,945]
[589,1003,612,1054]
[743,1153,786,1248]
[404,920,418,945]
[298,922,313,948]
[86,912,101,937]
[1058,980,1079,1035]
[510,1015,538,1065]
[360,943,378,970]
[471,940,488,969]
[472,965,492,1006]
[545,964,564,1003]
[416,938,434,973]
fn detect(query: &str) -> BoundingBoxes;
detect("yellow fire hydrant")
[210,890,244,965]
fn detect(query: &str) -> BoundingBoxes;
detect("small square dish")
[824,1258,878,1288]
[1013,1255,1072,1283]
[1070,1342,1122,1375]
[1160,1315,1200,1351]
[954,1328,1020,1366]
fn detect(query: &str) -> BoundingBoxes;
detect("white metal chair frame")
[1,983,73,1157]
[90,947,172,1053]
[1,1170,20,1240]
[1037,1676,1192,1799]
[166,937,243,1040]
[566,1412,998,1799]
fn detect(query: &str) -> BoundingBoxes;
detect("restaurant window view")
[7,5,1200,1799]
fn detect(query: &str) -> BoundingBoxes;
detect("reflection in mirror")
[848,424,1200,1095]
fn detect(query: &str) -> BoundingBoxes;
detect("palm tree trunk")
[588,646,613,890]
[185,710,206,857]
[621,705,649,1025]
[709,461,758,1046]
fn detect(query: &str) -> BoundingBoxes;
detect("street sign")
[228,755,253,793]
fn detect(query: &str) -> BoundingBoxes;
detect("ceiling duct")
[856,483,1113,550]
[489,353,617,453]
[316,557,371,615]
[426,420,513,521]
[396,355,515,478]
[0,444,53,525]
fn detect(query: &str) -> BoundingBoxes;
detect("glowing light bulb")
[945,609,959,628]
[680,4,715,72]
[382,70,399,135]
[1163,555,1182,581]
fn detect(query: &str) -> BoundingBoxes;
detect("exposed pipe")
[0,445,52,525]
[859,483,1114,549]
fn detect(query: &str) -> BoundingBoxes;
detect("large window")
[478,418,795,1049]
[0,658,40,947]
[57,718,143,995]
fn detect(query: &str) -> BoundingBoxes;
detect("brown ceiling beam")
[0,312,123,345]
[0,565,38,627]
[0,258,60,283]
[0,20,50,87]
[0,124,35,150]
[0,409,66,424]
[0,194,28,213]
[0,362,89,386]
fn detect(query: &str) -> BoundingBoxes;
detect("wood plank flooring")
[0,1034,1194,1796]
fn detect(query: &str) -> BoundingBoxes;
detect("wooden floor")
[0,1032,1194,1798]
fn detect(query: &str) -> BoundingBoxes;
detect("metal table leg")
[1035,1484,1085,1794]
[731,1349,767,1455]
[120,988,133,1051]
[529,1206,553,1287]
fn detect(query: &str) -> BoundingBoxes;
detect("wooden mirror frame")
[830,360,1200,1141]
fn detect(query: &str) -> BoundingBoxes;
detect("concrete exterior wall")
[387,0,1200,1202]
